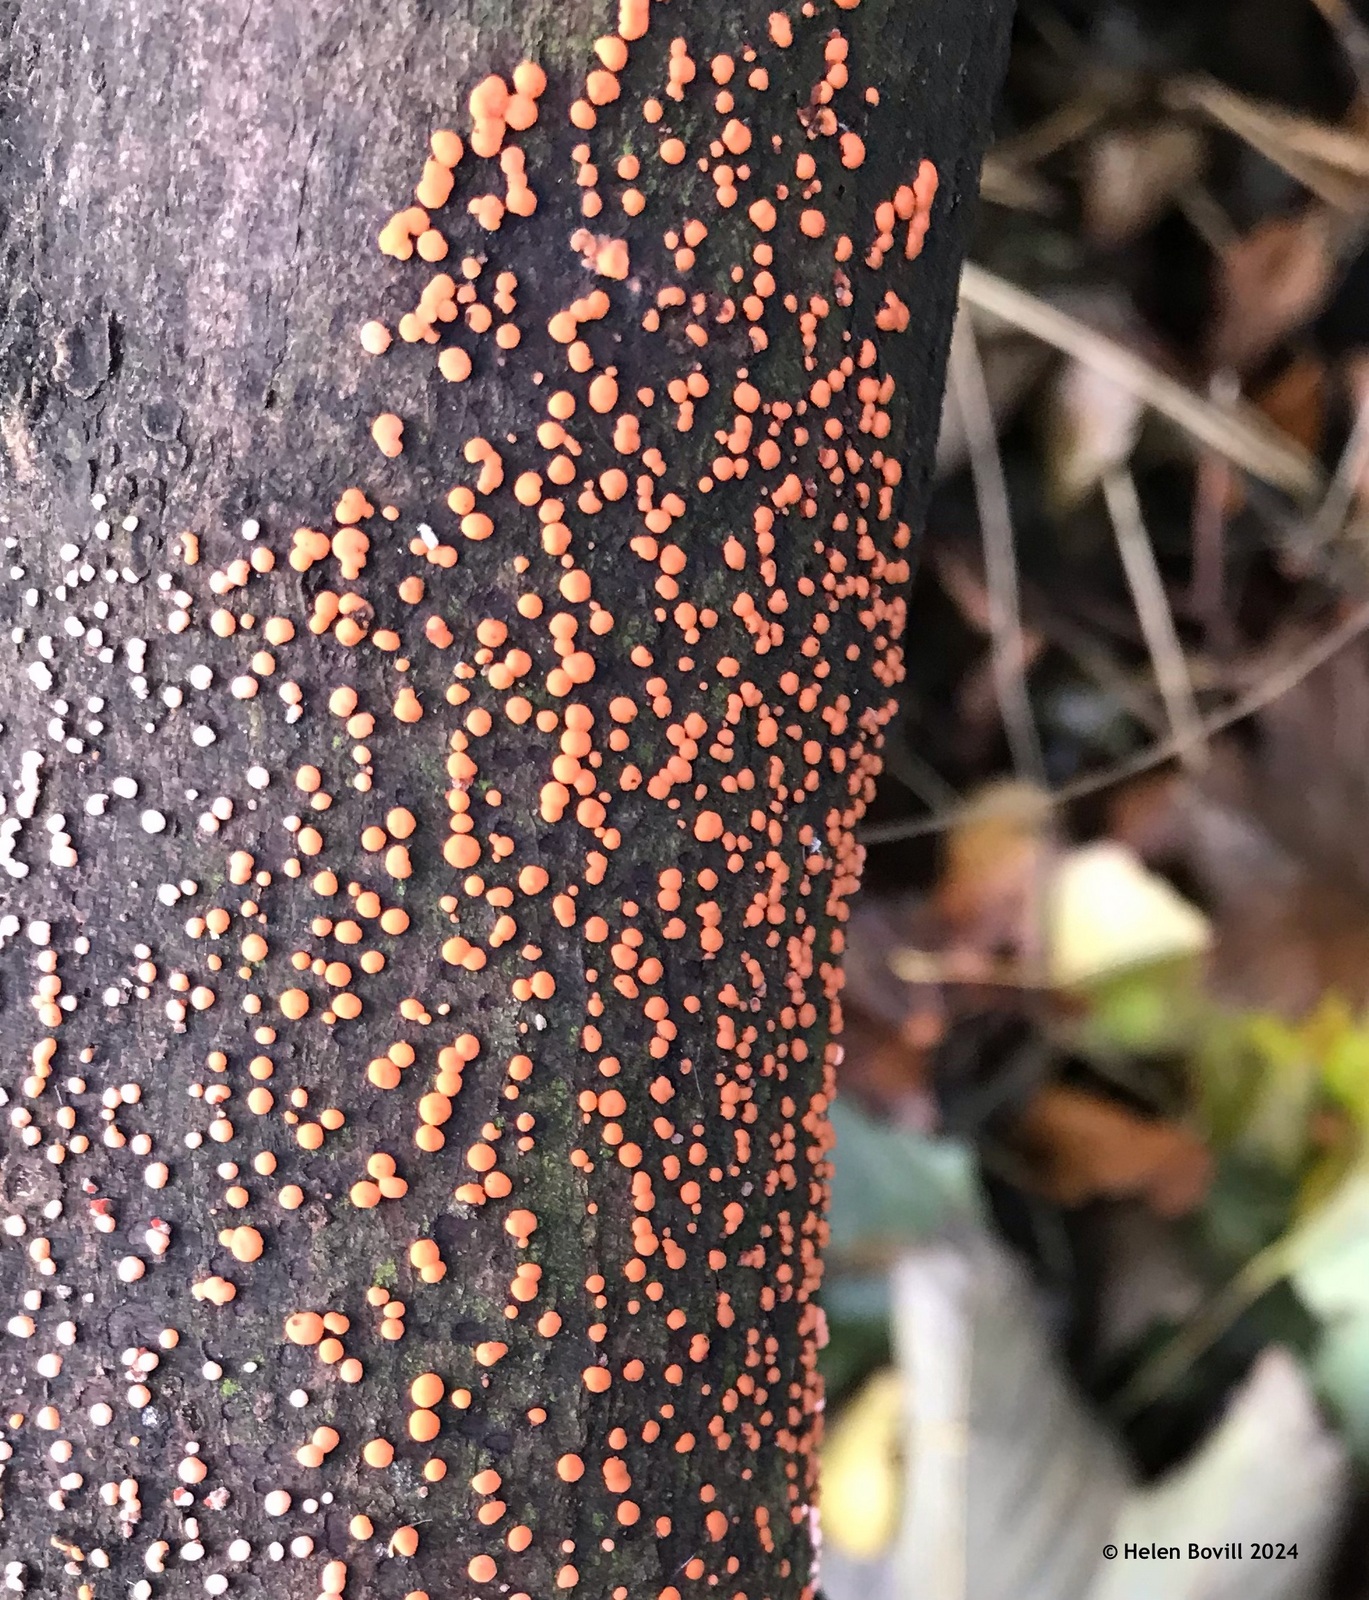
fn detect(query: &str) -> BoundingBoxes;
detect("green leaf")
[1075,960,1206,1056]
[1321,1019,1369,1126]
[1200,1011,1318,1173]
[819,1308,893,1406]
[1313,1318,1369,1462]
[1198,1155,1300,1269]
[1289,1169,1369,1321]
[827,1099,980,1261]
[1279,1168,1369,1465]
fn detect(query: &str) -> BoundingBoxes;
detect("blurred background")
[819,1,1369,1595]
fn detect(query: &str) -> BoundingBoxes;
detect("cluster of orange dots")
[0,0,948,1596]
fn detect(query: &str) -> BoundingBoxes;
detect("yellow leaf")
[819,1368,905,1558]
[1048,841,1211,989]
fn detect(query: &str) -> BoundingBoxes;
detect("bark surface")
[0,1,1010,1596]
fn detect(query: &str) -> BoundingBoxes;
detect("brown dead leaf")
[840,876,1059,1122]
[1014,1084,1213,1216]
[934,781,1055,963]
[1210,209,1337,373]
[1105,770,1193,863]
[1253,353,1327,459]
[840,1008,941,1120]
[839,896,946,1118]
[1201,354,1327,559]
[840,791,1065,1121]
[1208,876,1369,1019]
[934,548,1050,653]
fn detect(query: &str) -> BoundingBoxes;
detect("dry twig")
[1305,388,1369,554]
[959,264,1324,501]
[864,600,1369,844]
[1165,74,1369,210]
[948,316,1047,785]
[1102,469,1207,770]
[1306,0,1369,100]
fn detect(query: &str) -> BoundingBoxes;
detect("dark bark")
[0,1,1010,1596]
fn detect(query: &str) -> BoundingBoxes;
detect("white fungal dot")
[139,811,166,835]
